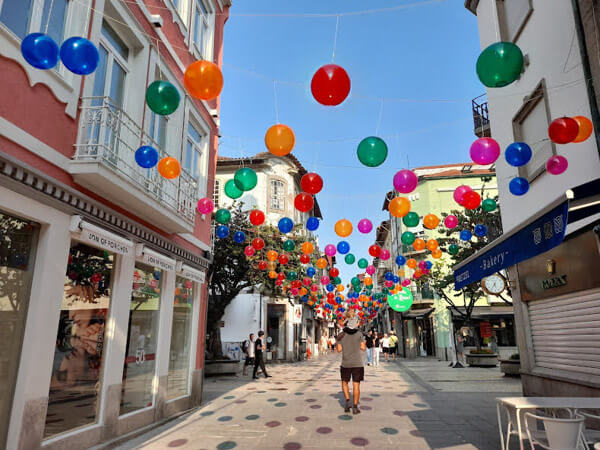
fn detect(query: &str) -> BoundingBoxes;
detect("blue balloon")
[505,142,532,167]
[395,255,406,266]
[21,33,59,69]
[393,276,400,283]
[460,229,472,241]
[153,270,161,280]
[278,217,294,233]
[474,224,488,237]
[509,177,530,196]
[306,216,320,231]
[337,241,350,254]
[301,296,308,303]
[233,231,246,243]
[326,283,335,292]
[384,271,394,281]
[306,267,316,277]
[216,225,229,239]
[135,146,159,168]
[425,261,433,270]
[60,37,99,75]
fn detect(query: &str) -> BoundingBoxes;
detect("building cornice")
[464,0,479,15]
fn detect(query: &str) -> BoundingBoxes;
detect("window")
[213,179,220,207]
[92,21,128,108]
[183,122,204,180]
[496,0,533,42]
[270,179,285,211]
[167,276,194,398]
[512,79,555,181]
[1,0,67,43]
[192,0,210,58]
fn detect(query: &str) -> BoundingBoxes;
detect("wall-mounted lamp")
[546,259,556,275]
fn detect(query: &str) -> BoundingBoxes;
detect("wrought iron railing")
[472,94,490,137]
[74,97,197,224]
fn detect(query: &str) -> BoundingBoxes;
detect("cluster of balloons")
[453,185,482,209]
[22,33,99,74]
[294,172,323,213]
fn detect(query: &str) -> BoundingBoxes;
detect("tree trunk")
[206,325,224,360]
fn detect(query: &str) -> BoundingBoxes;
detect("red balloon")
[311,64,351,106]
[548,117,579,144]
[329,267,339,278]
[294,193,314,212]
[291,280,302,289]
[301,172,324,195]
[368,244,381,257]
[249,209,265,226]
[275,279,283,286]
[462,191,482,210]
[277,272,285,280]
[252,237,265,250]
[279,254,289,265]
[257,260,267,271]
[299,254,310,264]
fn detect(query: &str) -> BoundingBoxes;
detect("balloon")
[316,258,328,269]
[462,191,482,210]
[366,265,375,275]
[287,271,298,281]
[301,242,314,254]
[364,276,373,286]
[393,170,418,194]
[251,237,265,250]
[60,37,99,75]
[299,254,310,264]
[351,276,360,286]
[357,258,368,269]
[157,157,181,179]
[395,255,406,266]
[403,212,420,228]
[476,41,523,88]
[233,231,246,243]
[21,33,59,69]
[280,239,294,252]
[509,177,529,196]
[135,146,159,168]
[258,261,268,271]
[357,136,388,167]
[215,208,231,224]
[234,167,258,191]
[324,244,336,257]
[401,279,411,287]
[216,225,229,239]
[294,193,314,213]
[406,258,417,269]
[306,216,320,231]
[184,60,223,100]
[460,230,472,241]
[244,245,255,257]
[474,224,488,237]
[418,261,427,270]
[335,241,349,255]
[335,219,353,237]
[444,215,458,229]
[413,238,425,251]
[291,287,299,296]
[278,217,294,233]
[329,267,339,278]
[311,64,351,106]
[505,142,532,167]
[426,239,439,252]
[425,261,433,270]
[224,179,243,199]
[481,199,497,212]
[267,262,276,271]
[470,137,501,165]
[146,80,180,116]
[345,254,356,264]
[306,267,316,277]
[249,209,265,226]
[449,244,460,255]
[573,116,593,142]
[401,231,416,245]
[357,219,373,234]
[265,124,295,156]
[546,155,568,175]
[385,271,394,281]
[431,249,443,259]
[380,249,391,260]
[197,197,214,214]
[320,276,330,285]
[267,250,278,262]
[301,172,324,194]
[423,214,440,230]
[453,185,473,205]
[326,283,335,292]
[337,284,344,292]
[548,117,579,144]
[389,197,411,218]
[368,244,381,257]
[279,254,289,265]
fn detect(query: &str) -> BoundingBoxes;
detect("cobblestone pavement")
[114,354,522,449]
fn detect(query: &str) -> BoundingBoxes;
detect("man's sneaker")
[352,406,361,415]
[344,402,351,413]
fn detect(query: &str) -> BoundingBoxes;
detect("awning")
[70,215,134,255]
[136,244,177,271]
[453,178,600,290]
[179,264,206,283]
[402,307,435,319]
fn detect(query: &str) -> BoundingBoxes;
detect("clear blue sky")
[218,0,482,283]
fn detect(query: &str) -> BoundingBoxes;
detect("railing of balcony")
[472,93,490,135]
[74,97,197,224]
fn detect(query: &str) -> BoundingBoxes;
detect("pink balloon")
[197,197,214,214]
[320,276,330,285]
[310,284,318,292]
[385,280,394,287]
[470,137,501,165]
[380,249,391,260]
[444,214,459,229]
[244,245,255,257]
[418,261,427,270]
[546,155,568,175]
[357,218,373,233]
[422,268,430,275]
[324,244,336,256]
[291,287,299,296]
[393,169,418,194]
[366,265,376,275]
[453,185,473,205]
[402,279,411,287]
[303,277,311,286]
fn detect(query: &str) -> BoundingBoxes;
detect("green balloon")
[403,212,420,228]
[357,258,368,269]
[215,208,231,224]
[286,270,297,281]
[283,239,296,252]
[401,231,416,245]
[357,136,388,167]
[482,198,497,212]
[234,167,258,191]
[146,80,180,116]
[333,276,341,285]
[351,276,360,286]
[387,287,413,312]
[476,42,524,88]
[224,179,243,199]
[345,253,356,264]
[449,244,460,255]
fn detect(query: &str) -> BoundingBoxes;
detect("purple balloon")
[470,137,501,165]
[393,169,418,194]
[357,218,373,233]
[453,185,473,205]
[324,244,336,256]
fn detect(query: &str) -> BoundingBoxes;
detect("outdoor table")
[496,397,600,450]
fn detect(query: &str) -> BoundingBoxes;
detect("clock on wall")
[481,274,506,295]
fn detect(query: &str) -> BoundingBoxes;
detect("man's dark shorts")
[340,366,364,382]
[244,356,255,366]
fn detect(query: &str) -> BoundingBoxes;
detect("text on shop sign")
[81,229,131,255]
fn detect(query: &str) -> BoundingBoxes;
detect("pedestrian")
[336,310,366,414]
[320,334,328,356]
[373,331,381,367]
[242,333,255,376]
[253,330,271,379]
[389,330,398,360]
[365,330,374,366]
[455,330,465,366]
[382,333,390,361]
[329,335,335,351]
[306,336,312,360]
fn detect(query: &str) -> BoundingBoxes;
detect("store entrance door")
[267,304,286,360]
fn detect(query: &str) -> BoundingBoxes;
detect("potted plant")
[466,348,498,367]
[499,353,520,376]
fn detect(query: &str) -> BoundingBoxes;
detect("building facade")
[0,0,229,447]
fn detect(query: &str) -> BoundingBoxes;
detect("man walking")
[389,330,398,360]
[336,310,366,414]
[242,333,255,376]
[365,330,374,366]
[253,330,271,379]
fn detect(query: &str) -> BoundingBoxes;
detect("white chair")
[580,411,600,449]
[500,404,544,450]
[524,412,585,450]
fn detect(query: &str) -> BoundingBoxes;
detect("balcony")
[70,97,197,234]
[472,94,491,138]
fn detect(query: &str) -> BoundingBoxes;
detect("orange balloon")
[267,261,277,271]
[432,249,443,259]
[389,197,411,218]
[335,219,353,237]
[184,60,223,100]
[413,238,426,251]
[406,258,417,269]
[423,214,440,230]
[157,157,181,179]
[266,250,278,262]
[301,242,314,254]
[316,257,328,269]
[414,269,423,278]
[397,269,405,277]
[426,239,439,252]
[573,116,593,142]
[265,124,295,156]
[300,287,308,296]
[336,284,344,292]
[268,270,277,279]
[364,276,372,286]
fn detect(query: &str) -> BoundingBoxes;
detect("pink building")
[0,0,229,448]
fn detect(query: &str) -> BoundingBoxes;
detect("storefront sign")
[141,248,176,272]
[179,264,206,283]
[293,305,302,324]
[480,321,492,338]
[541,275,567,290]
[79,223,133,255]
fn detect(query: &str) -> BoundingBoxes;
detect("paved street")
[113,354,522,449]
